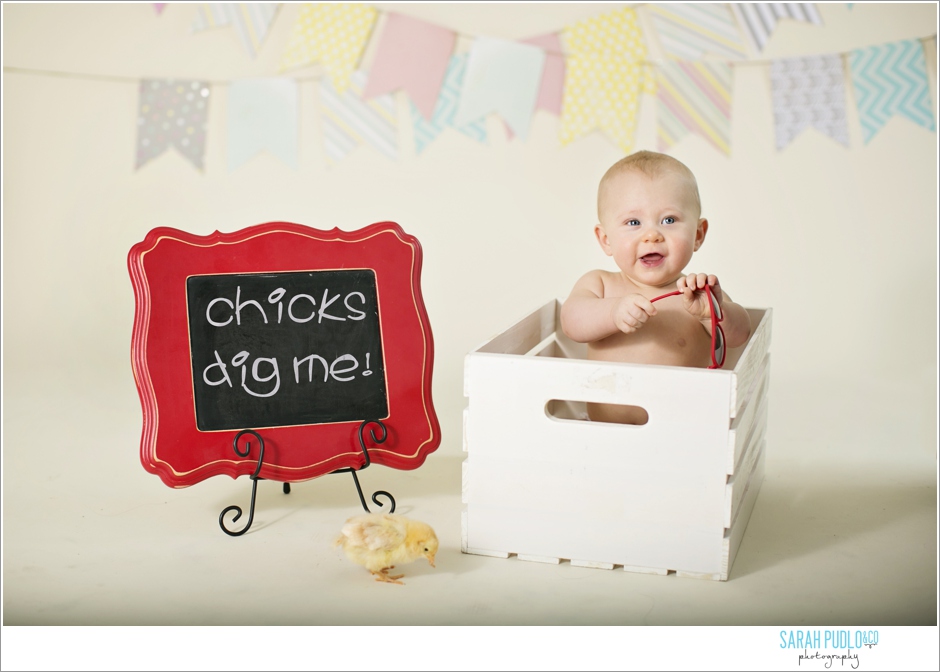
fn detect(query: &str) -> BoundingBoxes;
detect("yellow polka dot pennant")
[279,3,377,93]
[559,7,654,154]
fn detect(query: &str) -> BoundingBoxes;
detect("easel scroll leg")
[219,429,266,537]
[332,419,397,514]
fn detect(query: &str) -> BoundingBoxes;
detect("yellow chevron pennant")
[279,3,377,93]
[559,7,654,153]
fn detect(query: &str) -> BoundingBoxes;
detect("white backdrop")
[2,1,937,661]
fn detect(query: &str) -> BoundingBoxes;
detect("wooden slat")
[723,413,767,527]
[730,308,773,418]
[623,565,669,576]
[464,547,511,559]
[461,457,470,504]
[517,554,562,564]
[461,509,468,552]
[462,406,469,452]
[475,299,557,355]
[726,356,770,475]
[676,569,723,581]
[571,559,616,570]
[721,440,766,579]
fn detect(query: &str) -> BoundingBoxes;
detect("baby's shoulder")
[577,269,629,298]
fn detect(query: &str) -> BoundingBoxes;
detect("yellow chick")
[334,512,438,585]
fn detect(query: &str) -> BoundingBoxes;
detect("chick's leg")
[371,567,404,584]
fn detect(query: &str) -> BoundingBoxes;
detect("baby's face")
[595,168,706,289]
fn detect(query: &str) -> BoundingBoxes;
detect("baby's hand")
[677,273,722,321]
[612,294,657,334]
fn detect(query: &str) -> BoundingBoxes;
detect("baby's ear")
[594,225,613,256]
[693,218,708,251]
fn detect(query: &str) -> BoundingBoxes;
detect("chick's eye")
[423,547,429,552]
[662,216,676,225]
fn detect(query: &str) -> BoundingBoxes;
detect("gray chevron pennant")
[771,54,849,150]
[849,39,935,144]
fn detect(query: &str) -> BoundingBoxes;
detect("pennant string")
[5,33,935,83]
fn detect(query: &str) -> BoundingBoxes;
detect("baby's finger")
[694,273,709,289]
[630,305,650,324]
[636,296,657,316]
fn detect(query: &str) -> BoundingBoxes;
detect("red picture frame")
[128,221,440,488]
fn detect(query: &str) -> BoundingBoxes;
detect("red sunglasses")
[650,284,725,369]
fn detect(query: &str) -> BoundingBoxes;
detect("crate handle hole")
[545,399,649,426]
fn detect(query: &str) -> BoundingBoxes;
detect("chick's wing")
[342,514,407,551]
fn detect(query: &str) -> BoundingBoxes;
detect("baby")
[560,150,751,425]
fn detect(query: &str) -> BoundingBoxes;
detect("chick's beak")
[427,553,436,568]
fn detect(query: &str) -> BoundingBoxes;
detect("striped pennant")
[319,70,398,165]
[656,61,733,155]
[849,39,935,143]
[771,55,849,150]
[646,4,747,61]
[411,54,487,155]
[731,3,822,53]
[192,3,279,59]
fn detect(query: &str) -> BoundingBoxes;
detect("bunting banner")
[107,3,938,171]
[523,33,566,116]
[656,61,732,155]
[319,70,398,165]
[411,54,487,155]
[227,78,298,170]
[849,39,935,143]
[559,7,654,154]
[279,3,377,93]
[191,3,279,59]
[646,3,747,60]
[771,55,849,150]
[453,37,545,140]
[732,3,823,53]
[361,12,456,121]
[136,79,211,170]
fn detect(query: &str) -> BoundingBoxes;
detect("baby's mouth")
[640,253,664,267]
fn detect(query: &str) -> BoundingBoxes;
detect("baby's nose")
[643,227,665,242]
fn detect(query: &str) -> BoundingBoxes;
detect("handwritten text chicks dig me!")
[200,286,375,398]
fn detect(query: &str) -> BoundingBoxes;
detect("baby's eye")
[626,219,641,227]
[662,217,676,225]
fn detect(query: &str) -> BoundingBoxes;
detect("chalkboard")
[128,221,440,488]
[186,270,388,431]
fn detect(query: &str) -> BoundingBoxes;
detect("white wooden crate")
[461,299,772,580]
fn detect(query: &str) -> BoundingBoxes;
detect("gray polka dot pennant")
[136,79,211,169]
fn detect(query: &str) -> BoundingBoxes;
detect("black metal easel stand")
[218,419,396,536]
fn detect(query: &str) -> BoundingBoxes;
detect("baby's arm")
[561,271,657,343]
[678,273,751,348]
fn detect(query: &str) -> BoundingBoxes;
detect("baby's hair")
[597,150,702,218]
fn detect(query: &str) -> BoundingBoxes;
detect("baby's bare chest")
[589,307,712,368]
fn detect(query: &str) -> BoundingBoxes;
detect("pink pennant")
[153,3,166,14]
[522,33,565,116]
[362,12,456,121]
